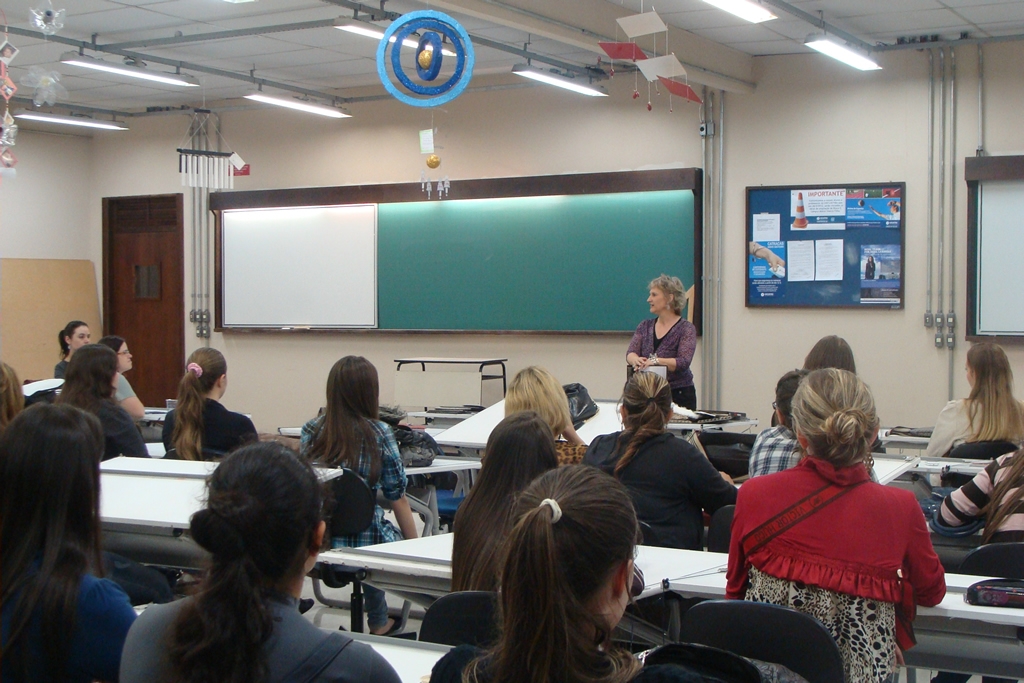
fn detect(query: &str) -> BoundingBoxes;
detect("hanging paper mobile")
[377,10,474,108]
[29,0,65,36]
[20,66,67,106]
[0,110,17,147]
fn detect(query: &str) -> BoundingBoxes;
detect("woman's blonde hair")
[506,367,573,439]
[613,372,672,475]
[965,343,1024,443]
[648,274,685,316]
[0,362,24,433]
[790,368,878,468]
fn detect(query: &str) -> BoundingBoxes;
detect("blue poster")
[846,187,901,228]
[749,241,786,301]
[860,244,901,304]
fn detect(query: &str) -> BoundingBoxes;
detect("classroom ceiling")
[1,0,1022,116]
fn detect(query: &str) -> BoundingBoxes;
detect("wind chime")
[0,15,20,180]
[418,120,450,199]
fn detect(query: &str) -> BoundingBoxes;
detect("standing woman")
[163,348,257,460]
[54,320,91,379]
[1,404,136,683]
[120,443,401,683]
[300,356,418,636]
[727,369,945,683]
[626,275,697,409]
[57,344,147,460]
[925,342,1024,459]
[451,412,559,592]
[96,335,145,420]
[504,366,586,465]
[0,360,24,434]
[584,372,736,550]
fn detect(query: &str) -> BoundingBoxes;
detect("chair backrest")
[948,440,1018,461]
[420,591,498,647]
[705,505,735,553]
[328,469,376,537]
[639,520,662,547]
[958,542,1024,579]
[679,599,844,683]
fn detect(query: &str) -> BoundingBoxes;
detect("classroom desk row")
[319,534,1024,680]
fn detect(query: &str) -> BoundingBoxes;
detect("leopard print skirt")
[745,567,897,683]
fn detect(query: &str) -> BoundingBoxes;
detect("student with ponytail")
[431,466,649,683]
[120,442,400,683]
[584,372,735,549]
[54,320,90,379]
[163,348,256,460]
[728,368,945,683]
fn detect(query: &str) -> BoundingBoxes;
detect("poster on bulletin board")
[745,183,905,309]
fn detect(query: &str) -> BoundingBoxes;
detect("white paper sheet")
[787,241,815,282]
[814,239,844,281]
[752,213,780,242]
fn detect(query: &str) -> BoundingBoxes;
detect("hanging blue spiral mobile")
[376,10,475,108]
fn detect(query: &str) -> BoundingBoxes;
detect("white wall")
[10,41,1024,432]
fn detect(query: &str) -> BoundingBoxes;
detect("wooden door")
[103,195,185,407]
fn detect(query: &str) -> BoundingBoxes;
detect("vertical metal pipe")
[926,50,934,324]
[937,48,946,332]
[977,44,984,156]
[949,47,958,399]
[716,90,725,410]
[704,91,715,409]
[700,88,708,409]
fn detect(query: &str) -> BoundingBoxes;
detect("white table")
[870,454,920,485]
[348,633,450,683]
[879,428,931,452]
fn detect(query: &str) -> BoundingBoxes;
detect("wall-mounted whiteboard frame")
[219,204,377,329]
[967,155,1024,342]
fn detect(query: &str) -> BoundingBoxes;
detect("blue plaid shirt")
[748,425,802,478]
[300,416,407,548]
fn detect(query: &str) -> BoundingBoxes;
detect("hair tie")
[539,498,562,523]
[187,362,203,378]
[646,397,658,405]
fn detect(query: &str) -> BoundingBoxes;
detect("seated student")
[56,344,147,460]
[431,466,652,683]
[163,348,257,460]
[451,412,559,592]
[584,372,736,550]
[727,368,946,683]
[803,334,857,373]
[54,320,91,379]
[120,442,401,683]
[0,360,24,434]
[1,404,137,683]
[300,355,417,635]
[505,366,587,465]
[748,369,807,478]
[925,342,1024,459]
[96,335,145,420]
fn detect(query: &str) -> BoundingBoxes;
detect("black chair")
[419,591,499,647]
[698,432,755,479]
[679,599,844,683]
[312,468,376,632]
[705,505,734,553]
[948,441,1018,461]
[639,520,663,547]
[959,542,1024,579]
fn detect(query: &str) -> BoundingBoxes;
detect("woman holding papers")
[626,275,697,409]
[727,369,945,683]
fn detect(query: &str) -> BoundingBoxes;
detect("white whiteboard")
[221,205,377,328]
[977,181,1024,335]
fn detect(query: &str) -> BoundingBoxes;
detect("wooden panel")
[0,259,101,381]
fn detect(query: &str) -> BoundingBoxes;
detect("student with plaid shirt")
[748,369,807,479]
[300,356,418,636]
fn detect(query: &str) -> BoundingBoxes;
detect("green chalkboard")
[377,190,695,331]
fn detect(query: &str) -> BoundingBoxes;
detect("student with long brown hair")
[1,404,136,683]
[300,355,417,635]
[803,335,857,374]
[451,412,558,592]
[120,442,400,683]
[938,449,1024,544]
[57,344,147,460]
[584,372,736,549]
[96,335,145,420]
[432,466,645,683]
[0,360,24,434]
[504,366,586,465]
[925,342,1024,459]
[163,348,256,460]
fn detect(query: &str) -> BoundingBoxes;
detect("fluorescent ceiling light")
[335,20,456,57]
[512,64,608,97]
[805,34,881,71]
[700,0,776,23]
[222,0,257,3]
[14,110,127,130]
[61,52,199,87]
[244,93,351,118]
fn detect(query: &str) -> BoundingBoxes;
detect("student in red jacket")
[727,368,945,683]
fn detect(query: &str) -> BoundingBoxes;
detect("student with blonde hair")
[925,342,1024,459]
[163,348,257,460]
[728,368,945,683]
[505,366,585,464]
[0,361,24,434]
[584,372,735,549]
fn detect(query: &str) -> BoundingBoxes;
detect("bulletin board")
[745,183,906,309]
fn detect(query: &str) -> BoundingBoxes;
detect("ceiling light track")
[101,18,348,50]
[757,0,873,53]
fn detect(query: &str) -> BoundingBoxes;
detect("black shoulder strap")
[278,633,352,683]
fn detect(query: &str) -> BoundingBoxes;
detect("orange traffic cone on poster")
[793,192,809,228]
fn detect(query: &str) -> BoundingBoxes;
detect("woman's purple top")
[627,318,697,389]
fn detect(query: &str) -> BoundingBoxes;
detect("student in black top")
[54,320,91,379]
[163,348,256,460]
[56,344,147,460]
[584,372,736,549]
